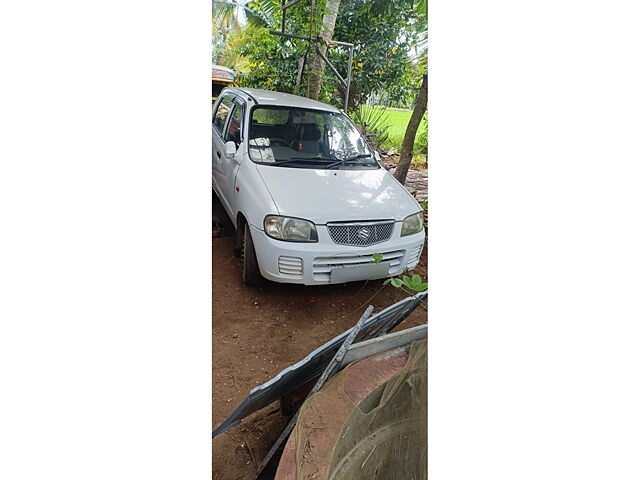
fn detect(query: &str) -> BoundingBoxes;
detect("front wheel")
[242,223,263,286]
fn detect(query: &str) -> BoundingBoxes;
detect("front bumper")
[249,224,425,286]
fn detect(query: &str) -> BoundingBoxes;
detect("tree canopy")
[213,0,425,112]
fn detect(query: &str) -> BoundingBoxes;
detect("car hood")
[255,165,420,224]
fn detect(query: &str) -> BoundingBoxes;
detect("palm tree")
[307,0,341,100]
[212,0,282,65]
[212,1,242,63]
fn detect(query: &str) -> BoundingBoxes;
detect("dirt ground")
[212,183,427,480]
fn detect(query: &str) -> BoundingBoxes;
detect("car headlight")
[401,212,424,236]
[264,215,318,242]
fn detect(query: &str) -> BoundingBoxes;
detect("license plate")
[330,263,390,283]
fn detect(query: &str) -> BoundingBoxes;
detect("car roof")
[229,88,341,113]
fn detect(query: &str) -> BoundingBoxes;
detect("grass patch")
[367,105,427,152]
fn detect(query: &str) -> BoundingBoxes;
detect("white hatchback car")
[212,87,425,286]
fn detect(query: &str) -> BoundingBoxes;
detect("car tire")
[242,222,263,286]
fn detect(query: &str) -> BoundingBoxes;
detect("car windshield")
[248,106,378,169]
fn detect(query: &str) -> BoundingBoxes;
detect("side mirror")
[373,151,381,162]
[224,141,237,157]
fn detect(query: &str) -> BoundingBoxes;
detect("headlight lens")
[264,215,318,242]
[401,212,424,237]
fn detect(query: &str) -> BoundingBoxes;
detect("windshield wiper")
[272,156,337,167]
[325,154,375,169]
[268,154,375,169]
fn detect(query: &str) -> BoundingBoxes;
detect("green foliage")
[231,26,303,93]
[362,106,426,152]
[417,0,427,16]
[351,104,391,150]
[383,107,415,150]
[226,0,324,94]
[244,0,281,29]
[415,30,428,74]
[221,0,423,111]
[384,274,428,294]
[415,123,428,155]
[370,253,384,264]
[329,0,422,110]
[212,0,242,63]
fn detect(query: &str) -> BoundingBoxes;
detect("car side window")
[213,96,234,136]
[224,103,244,147]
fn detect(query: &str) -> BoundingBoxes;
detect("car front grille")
[312,250,405,282]
[326,220,395,246]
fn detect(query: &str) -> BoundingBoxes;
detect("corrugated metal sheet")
[212,291,427,438]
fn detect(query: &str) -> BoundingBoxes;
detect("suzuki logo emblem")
[356,227,371,240]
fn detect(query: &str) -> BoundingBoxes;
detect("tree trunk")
[295,50,307,88]
[395,73,427,185]
[307,0,341,100]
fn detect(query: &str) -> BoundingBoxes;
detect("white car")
[212,88,425,286]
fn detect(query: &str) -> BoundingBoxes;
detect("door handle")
[216,151,221,159]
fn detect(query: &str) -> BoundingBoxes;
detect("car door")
[212,94,235,208]
[217,99,246,218]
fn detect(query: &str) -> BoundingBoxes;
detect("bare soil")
[212,177,427,480]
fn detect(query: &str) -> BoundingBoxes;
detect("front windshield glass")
[248,106,378,169]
